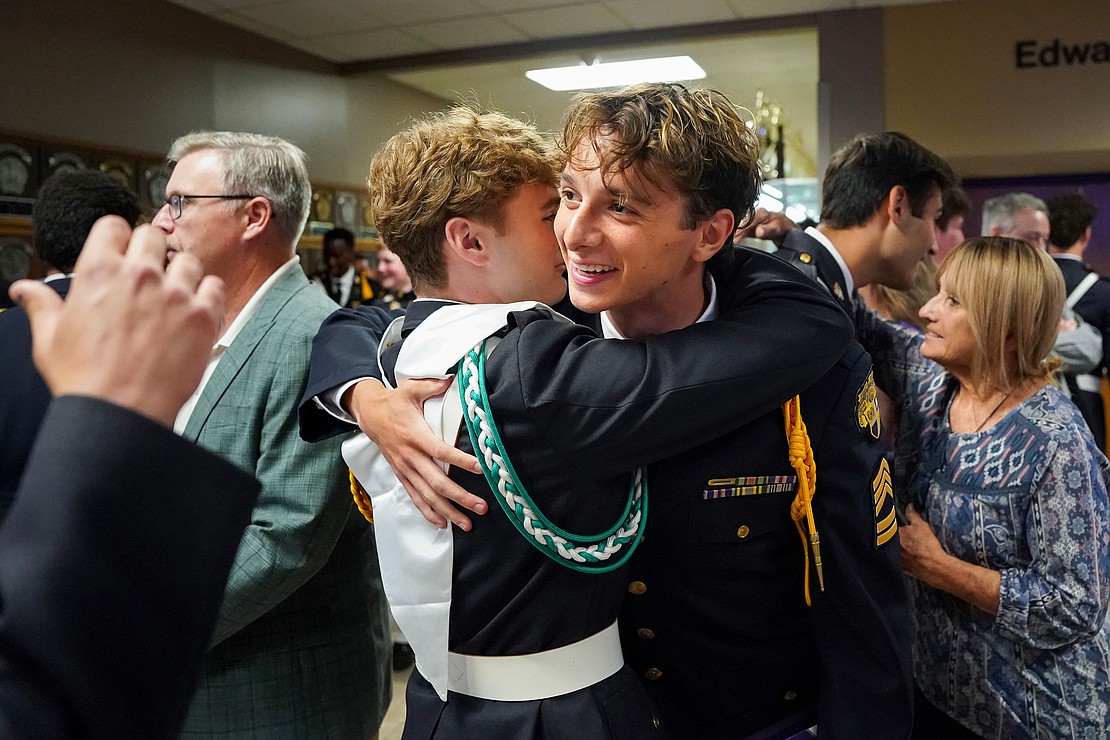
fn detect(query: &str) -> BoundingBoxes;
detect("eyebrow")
[559,170,655,207]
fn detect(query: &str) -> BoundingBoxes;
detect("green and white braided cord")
[459,340,646,574]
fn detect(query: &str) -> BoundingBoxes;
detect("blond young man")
[299,103,853,739]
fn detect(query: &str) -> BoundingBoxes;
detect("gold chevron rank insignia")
[872,458,897,548]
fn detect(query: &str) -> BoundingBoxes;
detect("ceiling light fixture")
[525,55,706,91]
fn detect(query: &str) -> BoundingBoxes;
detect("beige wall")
[0,0,447,185]
[884,0,1110,177]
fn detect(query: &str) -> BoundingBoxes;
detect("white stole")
[342,301,571,700]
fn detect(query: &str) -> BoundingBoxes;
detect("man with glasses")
[152,131,391,738]
[981,191,1102,382]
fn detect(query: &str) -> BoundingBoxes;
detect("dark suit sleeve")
[809,348,914,739]
[298,304,399,441]
[502,250,854,476]
[0,396,260,740]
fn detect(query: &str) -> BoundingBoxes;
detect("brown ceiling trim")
[337,14,818,75]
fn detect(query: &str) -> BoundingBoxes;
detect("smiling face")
[554,139,730,337]
[476,181,566,306]
[918,272,977,377]
[375,247,410,291]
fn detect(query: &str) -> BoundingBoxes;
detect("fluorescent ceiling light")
[526,56,706,92]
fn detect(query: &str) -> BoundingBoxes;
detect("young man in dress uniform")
[298,103,860,738]
[553,86,912,739]
[773,132,955,314]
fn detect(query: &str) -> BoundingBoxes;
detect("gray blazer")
[180,266,391,738]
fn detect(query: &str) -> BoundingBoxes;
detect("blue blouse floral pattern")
[857,306,1110,739]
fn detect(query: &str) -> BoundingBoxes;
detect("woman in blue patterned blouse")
[856,236,1110,739]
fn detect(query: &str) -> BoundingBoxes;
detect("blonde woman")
[857,237,1110,739]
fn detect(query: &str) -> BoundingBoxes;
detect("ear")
[241,196,272,241]
[886,185,913,228]
[444,216,490,268]
[692,208,736,264]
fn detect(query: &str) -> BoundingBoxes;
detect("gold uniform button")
[784,690,798,701]
[636,628,655,640]
[644,667,663,681]
[736,525,750,539]
[628,581,647,595]
[799,253,812,264]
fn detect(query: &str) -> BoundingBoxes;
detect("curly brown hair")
[366,107,559,290]
[558,83,762,232]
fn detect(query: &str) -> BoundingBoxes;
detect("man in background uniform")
[313,226,382,307]
[0,169,139,520]
[1048,193,1109,448]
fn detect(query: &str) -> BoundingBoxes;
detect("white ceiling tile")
[405,17,530,49]
[366,0,489,24]
[213,9,296,41]
[501,3,632,38]
[605,0,739,30]
[320,28,436,60]
[227,0,385,38]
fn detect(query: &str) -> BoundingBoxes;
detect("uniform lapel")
[183,268,308,441]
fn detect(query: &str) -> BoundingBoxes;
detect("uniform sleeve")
[809,351,915,739]
[853,303,949,433]
[211,328,352,646]
[298,304,398,441]
[996,438,1110,649]
[504,254,854,477]
[0,396,259,740]
[1054,311,1102,375]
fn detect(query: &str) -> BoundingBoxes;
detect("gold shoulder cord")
[350,470,374,524]
[783,396,824,605]
[358,273,377,303]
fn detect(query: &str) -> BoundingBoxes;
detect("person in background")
[152,131,391,738]
[3,216,260,739]
[1048,192,1109,449]
[856,236,1110,739]
[369,245,416,310]
[314,226,382,307]
[932,185,969,263]
[0,169,140,518]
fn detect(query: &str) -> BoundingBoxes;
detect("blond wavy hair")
[938,237,1064,391]
[559,83,762,231]
[367,107,559,290]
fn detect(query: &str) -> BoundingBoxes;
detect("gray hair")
[981,192,1047,235]
[167,131,311,247]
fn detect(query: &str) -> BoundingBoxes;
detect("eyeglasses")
[164,194,257,220]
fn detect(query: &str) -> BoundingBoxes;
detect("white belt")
[1075,373,1102,393]
[446,621,623,701]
